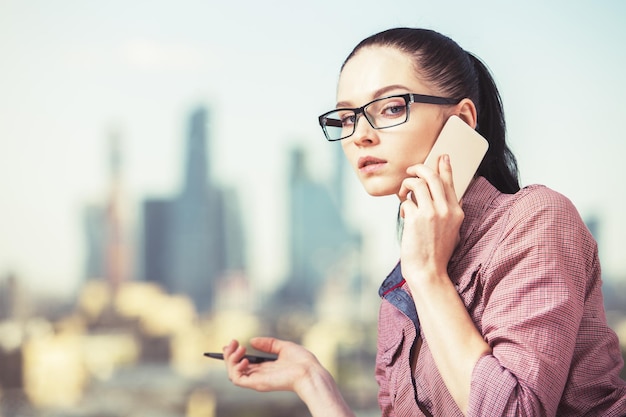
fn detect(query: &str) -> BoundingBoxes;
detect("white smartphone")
[423,115,489,201]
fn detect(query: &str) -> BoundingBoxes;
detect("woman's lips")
[358,156,387,173]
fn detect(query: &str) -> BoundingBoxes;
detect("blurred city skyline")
[1,1,626,299]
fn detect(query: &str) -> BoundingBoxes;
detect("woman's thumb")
[250,336,280,354]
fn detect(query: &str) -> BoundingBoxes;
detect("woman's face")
[337,46,453,197]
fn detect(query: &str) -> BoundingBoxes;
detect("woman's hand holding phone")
[398,115,487,286]
[398,155,464,286]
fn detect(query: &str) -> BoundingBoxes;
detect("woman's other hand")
[222,337,356,417]
[223,337,319,393]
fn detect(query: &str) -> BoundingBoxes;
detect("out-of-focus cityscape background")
[1,1,626,416]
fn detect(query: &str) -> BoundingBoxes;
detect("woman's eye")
[382,103,407,117]
[340,114,356,126]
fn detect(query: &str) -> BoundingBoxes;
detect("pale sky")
[1,0,625,297]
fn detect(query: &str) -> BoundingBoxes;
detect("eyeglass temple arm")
[324,118,343,128]
[409,93,460,105]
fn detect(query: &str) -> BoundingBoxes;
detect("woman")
[222,28,626,416]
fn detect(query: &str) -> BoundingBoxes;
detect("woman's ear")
[455,98,478,129]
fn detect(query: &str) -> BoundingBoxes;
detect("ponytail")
[468,53,520,193]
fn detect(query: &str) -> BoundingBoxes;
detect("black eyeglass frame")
[318,93,462,142]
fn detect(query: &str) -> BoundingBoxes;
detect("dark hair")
[342,27,520,194]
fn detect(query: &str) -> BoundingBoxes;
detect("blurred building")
[83,129,133,291]
[0,272,21,321]
[274,146,362,311]
[142,107,246,313]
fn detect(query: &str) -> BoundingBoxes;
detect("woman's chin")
[362,184,398,197]
[356,175,401,197]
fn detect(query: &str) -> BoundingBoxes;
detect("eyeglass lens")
[321,95,409,141]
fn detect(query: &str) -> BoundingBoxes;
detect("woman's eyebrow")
[335,84,410,109]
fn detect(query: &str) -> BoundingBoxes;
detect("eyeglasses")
[318,93,461,141]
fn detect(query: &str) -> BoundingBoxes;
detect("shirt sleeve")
[466,187,597,416]
[375,330,392,417]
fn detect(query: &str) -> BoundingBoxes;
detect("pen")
[204,352,278,363]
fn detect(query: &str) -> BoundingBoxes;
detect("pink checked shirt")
[376,177,626,416]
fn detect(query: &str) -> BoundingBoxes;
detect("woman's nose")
[351,114,379,146]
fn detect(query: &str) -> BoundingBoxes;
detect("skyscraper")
[83,129,132,291]
[275,147,362,310]
[142,106,246,312]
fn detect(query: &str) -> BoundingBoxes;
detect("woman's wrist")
[295,364,355,417]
